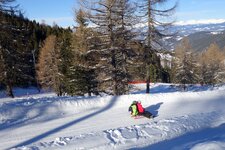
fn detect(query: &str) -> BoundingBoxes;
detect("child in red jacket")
[136,101,154,119]
[136,101,145,115]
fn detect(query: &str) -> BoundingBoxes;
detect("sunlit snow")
[0,83,225,150]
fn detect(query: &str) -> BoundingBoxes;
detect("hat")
[132,101,137,104]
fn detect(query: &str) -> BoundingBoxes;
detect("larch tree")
[37,35,63,96]
[198,43,225,85]
[0,0,16,13]
[80,0,138,95]
[137,0,177,93]
[112,0,139,94]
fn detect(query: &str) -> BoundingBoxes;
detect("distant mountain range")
[164,22,225,52]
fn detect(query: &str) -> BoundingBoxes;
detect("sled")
[133,115,145,119]
[142,111,156,119]
[131,113,157,119]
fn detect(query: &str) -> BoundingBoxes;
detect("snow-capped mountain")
[164,22,225,51]
[174,22,225,36]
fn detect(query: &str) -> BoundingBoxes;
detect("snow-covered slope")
[163,22,225,51]
[174,22,225,37]
[1,83,225,150]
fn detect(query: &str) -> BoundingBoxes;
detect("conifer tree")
[137,0,176,93]
[70,8,99,96]
[37,35,63,96]
[0,9,33,97]
[58,30,74,95]
[0,0,16,97]
[0,0,16,13]
[198,43,225,85]
[1,1,71,97]
[80,0,137,95]
[112,0,138,94]
[173,38,198,89]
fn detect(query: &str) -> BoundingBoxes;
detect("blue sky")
[175,0,225,25]
[15,0,225,27]
[16,0,76,27]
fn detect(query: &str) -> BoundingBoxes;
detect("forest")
[1,0,225,98]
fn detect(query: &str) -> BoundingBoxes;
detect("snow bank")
[191,141,225,150]
[0,83,225,150]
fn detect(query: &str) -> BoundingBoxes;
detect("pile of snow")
[0,83,225,149]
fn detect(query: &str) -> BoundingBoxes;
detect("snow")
[210,31,223,35]
[1,83,225,150]
[191,141,225,150]
[174,19,225,26]
[176,36,183,41]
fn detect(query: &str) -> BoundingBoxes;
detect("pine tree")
[124,41,144,82]
[69,8,99,96]
[0,9,33,97]
[58,30,74,95]
[0,1,15,97]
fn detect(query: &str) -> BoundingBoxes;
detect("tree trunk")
[6,83,14,98]
[146,63,151,93]
[146,0,152,94]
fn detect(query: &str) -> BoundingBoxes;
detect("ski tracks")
[13,111,225,150]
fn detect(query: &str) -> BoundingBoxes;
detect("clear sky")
[15,0,225,27]
[175,0,225,25]
[15,0,77,27]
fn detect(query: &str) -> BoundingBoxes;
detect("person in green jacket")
[128,101,138,116]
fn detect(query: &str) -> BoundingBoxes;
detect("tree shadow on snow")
[130,123,225,150]
[8,96,119,149]
[0,95,103,132]
[0,97,63,131]
[145,102,163,117]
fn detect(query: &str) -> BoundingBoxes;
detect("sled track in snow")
[15,111,224,150]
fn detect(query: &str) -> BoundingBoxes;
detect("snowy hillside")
[174,22,225,37]
[1,83,225,150]
[163,22,225,51]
